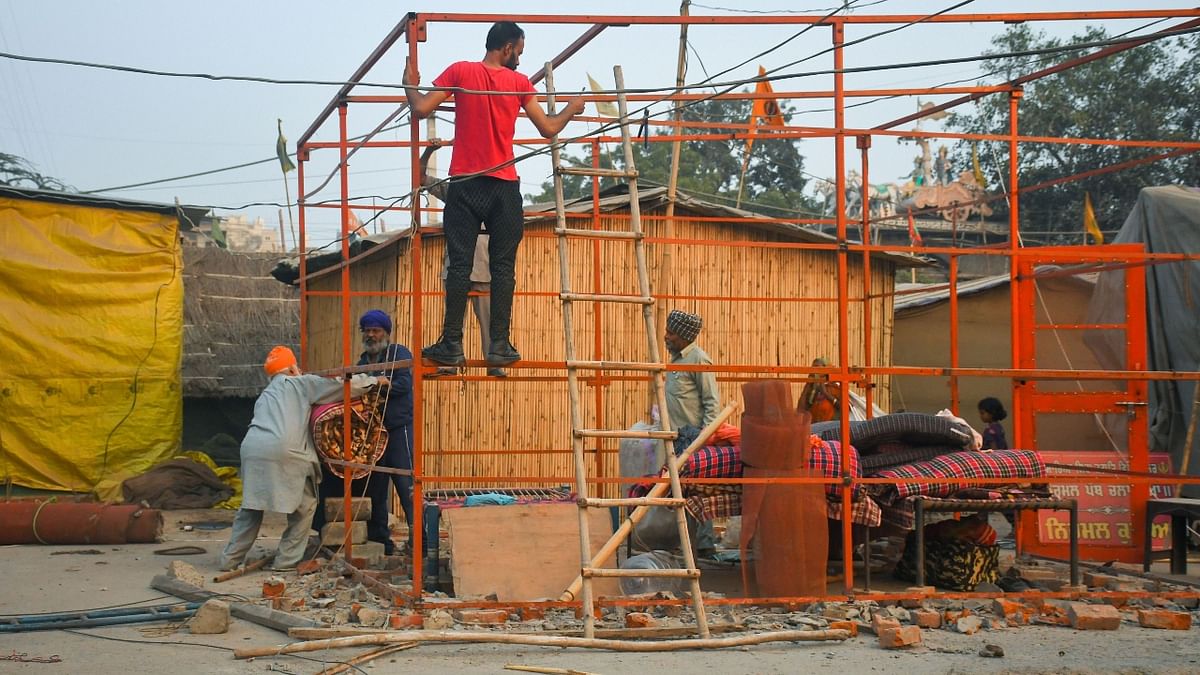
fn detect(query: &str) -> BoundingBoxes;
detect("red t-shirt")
[432,61,535,182]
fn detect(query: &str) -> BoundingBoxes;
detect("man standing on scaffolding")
[403,20,585,369]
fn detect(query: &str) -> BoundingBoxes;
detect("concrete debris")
[189,599,230,634]
[955,615,984,635]
[166,560,205,589]
[1067,602,1121,631]
[878,625,922,649]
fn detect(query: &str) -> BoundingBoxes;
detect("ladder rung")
[561,292,654,305]
[579,497,686,508]
[554,228,643,240]
[582,567,701,579]
[557,166,639,179]
[575,429,677,440]
[566,360,664,372]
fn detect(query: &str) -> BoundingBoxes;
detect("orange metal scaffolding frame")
[295,9,1200,608]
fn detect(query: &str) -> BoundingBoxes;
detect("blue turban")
[359,309,392,334]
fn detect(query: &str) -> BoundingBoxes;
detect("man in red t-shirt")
[404,21,584,368]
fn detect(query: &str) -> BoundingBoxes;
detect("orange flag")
[907,209,923,246]
[745,66,785,157]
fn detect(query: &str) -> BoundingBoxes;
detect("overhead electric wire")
[6,18,1197,103]
[55,9,1198,240]
[61,16,1195,198]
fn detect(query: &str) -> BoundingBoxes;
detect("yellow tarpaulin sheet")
[0,195,183,492]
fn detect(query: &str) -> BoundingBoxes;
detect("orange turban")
[264,346,297,376]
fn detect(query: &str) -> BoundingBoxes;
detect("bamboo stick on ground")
[234,628,850,658]
[212,556,270,583]
[289,622,747,641]
[505,665,598,675]
[317,643,417,675]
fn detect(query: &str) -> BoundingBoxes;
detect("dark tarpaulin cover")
[1086,186,1200,484]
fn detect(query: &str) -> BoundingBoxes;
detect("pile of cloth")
[627,411,1047,532]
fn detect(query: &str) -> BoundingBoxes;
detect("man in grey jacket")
[219,346,385,571]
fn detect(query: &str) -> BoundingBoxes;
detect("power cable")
[691,0,891,13]
[6,20,1196,103]
[67,17,1195,198]
[60,629,368,675]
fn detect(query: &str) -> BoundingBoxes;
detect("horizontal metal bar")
[582,568,701,579]
[415,10,1200,26]
[566,360,664,372]
[579,497,685,508]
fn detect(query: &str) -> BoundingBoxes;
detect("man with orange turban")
[219,346,386,571]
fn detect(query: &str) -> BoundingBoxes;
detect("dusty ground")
[2,510,1200,674]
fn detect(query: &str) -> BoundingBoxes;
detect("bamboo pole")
[212,556,270,583]
[658,0,689,342]
[290,622,748,641]
[233,628,850,658]
[561,400,741,602]
[1177,382,1200,493]
[505,666,598,675]
[317,643,417,675]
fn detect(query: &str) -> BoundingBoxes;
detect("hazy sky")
[2,1,1195,245]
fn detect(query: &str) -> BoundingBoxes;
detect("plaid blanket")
[860,446,964,473]
[631,440,861,498]
[810,438,861,497]
[681,445,743,479]
[684,491,882,526]
[867,449,1045,505]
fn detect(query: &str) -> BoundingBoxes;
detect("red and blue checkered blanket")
[867,448,1045,505]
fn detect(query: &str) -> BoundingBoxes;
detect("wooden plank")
[444,503,620,601]
[150,574,322,634]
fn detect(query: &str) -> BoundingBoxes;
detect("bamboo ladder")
[544,63,710,640]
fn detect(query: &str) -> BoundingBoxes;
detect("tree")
[524,96,820,218]
[946,26,1199,242]
[0,152,73,192]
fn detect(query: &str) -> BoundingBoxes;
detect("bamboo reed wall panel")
[305,205,896,495]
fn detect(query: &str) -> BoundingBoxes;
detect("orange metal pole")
[949,253,960,416]
[406,18,425,598]
[857,134,873,418]
[338,104,354,560]
[413,10,1200,26]
[831,19,854,593]
[1008,89,1024,449]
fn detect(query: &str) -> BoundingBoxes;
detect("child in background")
[978,397,1009,450]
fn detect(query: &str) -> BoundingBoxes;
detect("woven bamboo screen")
[306,204,895,495]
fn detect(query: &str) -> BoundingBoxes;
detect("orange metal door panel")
[1014,245,1150,564]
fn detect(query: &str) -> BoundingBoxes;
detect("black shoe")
[422,338,465,366]
[486,339,521,366]
[486,367,507,378]
[427,367,460,378]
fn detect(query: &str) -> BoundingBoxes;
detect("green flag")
[276,119,295,174]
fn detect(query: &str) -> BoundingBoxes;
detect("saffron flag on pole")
[1083,192,1104,244]
[276,118,295,174]
[745,65,785,157]
[907,209,923,246]
[587,74,618,117]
